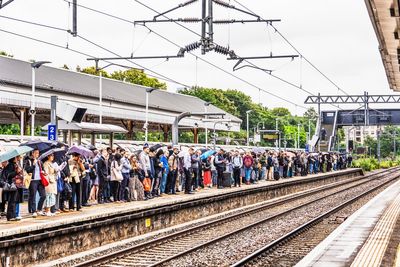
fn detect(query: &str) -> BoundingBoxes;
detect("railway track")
[231,169,400,267]
[75,168,399,267]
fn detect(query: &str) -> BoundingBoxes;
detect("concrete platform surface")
[0,168,360,239]
[295,176,400,267]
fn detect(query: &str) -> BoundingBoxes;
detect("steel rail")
[76,168,397,267]
[231,170,400,266]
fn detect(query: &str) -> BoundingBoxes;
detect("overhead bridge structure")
[305,93,400,152]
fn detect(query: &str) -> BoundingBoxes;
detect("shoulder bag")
[112,162,124,182]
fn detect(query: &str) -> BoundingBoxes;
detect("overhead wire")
[133,0,345,110]
[0,28,189,87]
[232,0,353,97]
[0,15,190,87]
[62,0,307,108]
[132,0,322,106]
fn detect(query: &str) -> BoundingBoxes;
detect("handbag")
[63,182,72,200]
[23,171,32,189]
[57,176,64,193]
[39,163,49,187]
[40,172,49,187]
[3,183,17,192]
[143,177,151,192]
[112,162,123,182]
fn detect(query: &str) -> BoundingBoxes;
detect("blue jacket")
[160,155,169,172]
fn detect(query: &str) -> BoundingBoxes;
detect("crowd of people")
[0,142,353,221]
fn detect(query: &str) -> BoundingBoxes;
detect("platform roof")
[365,0,400,91]
[41,121,128,134]
[0,56,241,131]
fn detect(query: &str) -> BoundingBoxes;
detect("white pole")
[246,112,249,146]
[145,91,149,143]
[20,109,24,142]
[99,72,103,142]
[204,105,208,148]
[275,118,278,149]
[297,124,300,149]
[31,67,35,137]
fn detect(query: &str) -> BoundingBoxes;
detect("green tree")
[0,51,13,57]
[303,107,318,120]
[80,66,110,78]
[110,69,166,89]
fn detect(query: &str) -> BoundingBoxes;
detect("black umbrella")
[150,144,162,152]
[39,148,67,162]
[20,140,67,153]
[133,150,142,156]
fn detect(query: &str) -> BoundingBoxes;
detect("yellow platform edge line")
[351,193,400,267]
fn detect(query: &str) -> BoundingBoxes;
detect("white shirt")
[183,153,192,169]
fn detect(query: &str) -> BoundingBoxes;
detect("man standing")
[191,150,200,190]
[183,147,194,194]
[214,149,226,189]
[232,150,243,187]
[96,148,109,204]
[139,143,152,199]
[120,149,131,201]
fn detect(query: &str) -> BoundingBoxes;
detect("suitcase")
[223,171,232,187]
[274,171,280,180]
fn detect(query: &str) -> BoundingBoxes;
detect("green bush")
[352,157,400,171]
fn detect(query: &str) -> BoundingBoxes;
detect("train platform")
[296,175,400,267]
[0,168,360,238]
[0,168,363,266]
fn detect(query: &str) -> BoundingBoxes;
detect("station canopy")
[0,56,241,131]
[42,121,128,134]
[366,0,400,91]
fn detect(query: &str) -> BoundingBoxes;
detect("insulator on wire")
[185,41,201,52]
[214,44,230,55]
[180,0,199,7]
[213,20,234,24]
[181,17,201,23]
[213,0,231,8]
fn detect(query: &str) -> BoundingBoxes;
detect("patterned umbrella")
[39,148,67,162]
[67,145,94,158]
[0,146,33,162]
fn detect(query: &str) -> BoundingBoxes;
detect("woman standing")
[4,157,23,221]
[43,154,58,216]
[129,155,145,201]
[243,152,254,185]
[202,156,212,188]
[110,153,123,202]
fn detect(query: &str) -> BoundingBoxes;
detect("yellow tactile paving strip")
[351,192,400,267]
[395,245,400,267]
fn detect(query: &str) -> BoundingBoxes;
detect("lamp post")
[256,122,265,132]
[204,102,210,148]
[275,118,284,149]
[144,88,155,142]
[30,61,51,137]
[297,123,301,149]
[213,120,232,149]
[246,110,252,146]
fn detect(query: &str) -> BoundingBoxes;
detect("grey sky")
[0,0,392,115]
